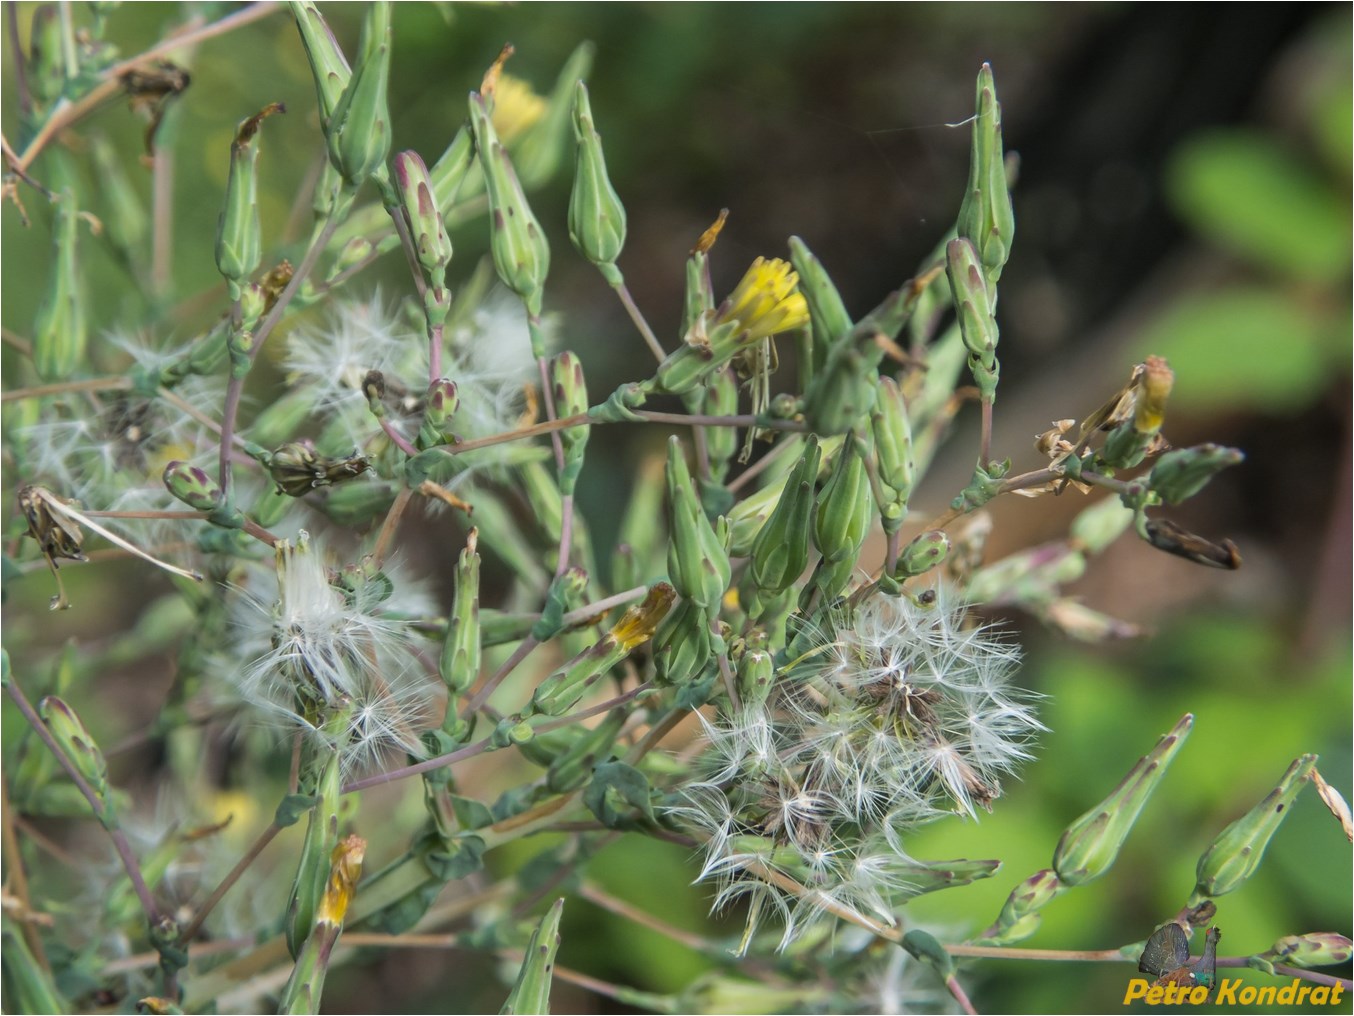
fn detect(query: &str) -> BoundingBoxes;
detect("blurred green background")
[3,3,1350,1013]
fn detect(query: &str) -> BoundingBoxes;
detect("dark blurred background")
[3,3,1350,1013]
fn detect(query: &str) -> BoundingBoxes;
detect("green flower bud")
[499,899,564,1016]
[652,600,714,688]
[285,749,341,958]
[429,126,474,213]
[946,236,999,403]
[899,856,1002,897]
[326,236,374,284]
[1260,932,1354,969]
[551,351,590,494]
[439,529,481,709]
[1100,422,1153,470]
[788,235,852,375]
[1149,444,1245,506]
[417,378,459,451]
[652,335,724,397]
[956,63,1015,278]
[735,647,774,711]
[802,345,878,436]
[216,103,284,294]
[1053,714,1193,887]
[568,81,626,283]
[38,695,111,813]
[289,1,351,125]
[726,476,785,558]
[665,437,731,612]
[985,868,1064,945]
[469,92,551,322]
[813,441,873,571]
[173,322,230,379]
[528,585,673,717]
[393,150,452,288]
[324,2,392,190]
[1193,755,1316,901]
[896,530,951,580]
[682,248,716,338]
[269,441,370,497]
[32,160,87,382]
[871,375,916,515]
[749,437,820,599]
[162,460,225,512]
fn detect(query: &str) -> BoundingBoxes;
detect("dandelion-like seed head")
[229,532,434,775]
[672,584,1041,952]
[285,292,421,416]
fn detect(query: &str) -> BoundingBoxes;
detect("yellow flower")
[610,582,676,651]
[492,75,546,145]
[317,834,366,927]
[718,257,810,343]
[1133,355,1174,435]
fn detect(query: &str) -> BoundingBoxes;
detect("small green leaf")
[275,793,320,828]
[450,795,495,831]
[583,761,656,829]
[425,835,486,882]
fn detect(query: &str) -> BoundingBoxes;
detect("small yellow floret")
[718,258,810,344]
[492,75,546,144]
[610,583,676,651]
[316,834,366,927]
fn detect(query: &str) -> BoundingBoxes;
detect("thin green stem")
[180,822,282,943]
[611,280,666,362]
[433,410,803,459]
[727,433,799,493]
[979,396,992,466]
[459,636,538,720]
[1,376,133,402]
[83,509,278,547]
[348,683,654,794]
